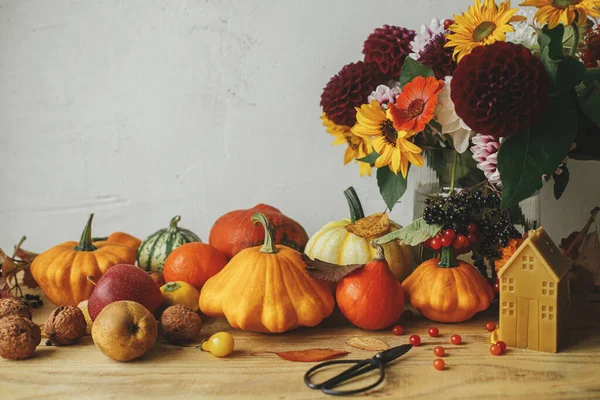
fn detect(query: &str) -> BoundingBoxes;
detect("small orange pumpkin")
[402,247,494,323]
[106,232,142,251]
[336,243,404,330]
[30,214,137,306]
[200,213,334,333]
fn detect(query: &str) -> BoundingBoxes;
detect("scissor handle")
[304,358,385,396]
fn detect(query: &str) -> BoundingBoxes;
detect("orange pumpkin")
[200,213,334,333]
[208,204,308,259]
[402,247,494,323]
[163,242,229,290]
[30,214,137,306]
[106,232,142,250]
[336,243,404,330]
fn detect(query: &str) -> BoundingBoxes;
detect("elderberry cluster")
[422,188,522,260]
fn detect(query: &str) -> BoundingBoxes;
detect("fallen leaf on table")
[302,254,363,282]
[251,348,349,362]
[345,212,389,238]
[346,337,390,352]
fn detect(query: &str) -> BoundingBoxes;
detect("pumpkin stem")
[438,246,458,268]
[371,241,386,260]
[75,214,97,252]
[343,187,365,223]
[168,216,182,232]
[251,212,279,254]
[87,276,97,286]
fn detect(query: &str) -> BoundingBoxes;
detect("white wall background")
[1,0,599,251]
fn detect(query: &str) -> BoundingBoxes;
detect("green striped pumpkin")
[137,215,201,272]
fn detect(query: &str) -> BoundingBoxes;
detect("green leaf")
[578,81,600,127]
[562,19,592,53]
[399,57,434,88]
[376,166,408,211]
[498,94,578,209]
[357,151,380,164]
[553,166,570,200]
[372,218,442,246]
[539,25,586,93]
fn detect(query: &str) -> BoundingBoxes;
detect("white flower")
[409,18,445,60]
[367,84,401,109]
[471,134,503,186]
[506,8,539,51]
[433,76,476,154]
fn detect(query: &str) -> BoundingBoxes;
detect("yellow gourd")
[199,213,334,333]
[304,187,414,282]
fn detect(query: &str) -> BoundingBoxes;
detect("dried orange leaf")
[0,249,19,280]
[346,337,390,351]
[346,212,390,238]
[251,348,349,362]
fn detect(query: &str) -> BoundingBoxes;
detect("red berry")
[433,358,445,371]
[392,325,404,336]
[490,344,502,356]
[443,229,456,242]
[430,238,442,250]
[443,19,454,30]
[409,335,421,346]
[428,327,439,337]
[497,341,507,353]
[494,281,500,293]
[433,346,445,357]
[466,233,478,245]
[450,334,462,345]
[466,223,478,233]
[453,235,468,249]
[423,238,432,249]
[485,322,496,332]
[440,236,453,247]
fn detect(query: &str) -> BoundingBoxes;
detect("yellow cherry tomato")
[201,332,235,357]
[160,281,200,311]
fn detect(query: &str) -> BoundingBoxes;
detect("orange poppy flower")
[389,76,445,133]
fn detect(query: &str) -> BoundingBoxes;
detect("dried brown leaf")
[302,254,363,282]
[251,348,349,362]
[345,337,390,352]
[22,269,39,289]
[346,212,389,238]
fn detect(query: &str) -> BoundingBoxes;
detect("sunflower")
[388,76,445,133]
[351,101,424,178]
[521,0,600,29]
[321,113,373,177]
[445,0,526,62]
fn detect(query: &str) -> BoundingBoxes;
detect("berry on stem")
[434,346,445,357]
[428,327,439,337]
[430,238,442,250]
[409,335,421,346]
[485,322,496,332]
[450,334,462,345]
[441,236,453,247]
[490,344,502,356]
[443,229,456,242]
[497,341,507,353]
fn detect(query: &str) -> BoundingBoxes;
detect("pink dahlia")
[363,25,415,79]
[471,134,502,186]
[321,61,382,127]
[367,84,401,108]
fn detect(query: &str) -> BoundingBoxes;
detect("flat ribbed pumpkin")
[199,213,334,333]
[30,214,137,306]
[402,247,494,323]
[304,187,414,282]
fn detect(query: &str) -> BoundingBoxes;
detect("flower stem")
[449,151,458,193]
[569,21,580,58]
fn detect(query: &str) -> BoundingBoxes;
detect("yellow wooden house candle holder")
[496,227,570,352]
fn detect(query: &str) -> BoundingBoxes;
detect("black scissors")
[303,344,412,396]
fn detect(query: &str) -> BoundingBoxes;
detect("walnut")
[0,298,32,321]
[160,305,202,342]
[0,315,41,360]
[44,306,87,345]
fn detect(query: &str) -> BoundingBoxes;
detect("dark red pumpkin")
[209,204,309,259]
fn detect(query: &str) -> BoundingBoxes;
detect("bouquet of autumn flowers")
[320,0,600,210]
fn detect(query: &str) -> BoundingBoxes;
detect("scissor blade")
[374,344,413,364]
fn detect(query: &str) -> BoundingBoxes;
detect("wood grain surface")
[1,291,599,400]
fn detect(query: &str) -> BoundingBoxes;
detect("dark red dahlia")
[320,61,382,127]
[363,25,415,79]
[451,42,549,138]
[417,33,456,80]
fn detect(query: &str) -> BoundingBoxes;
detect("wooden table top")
[1,290,599,400]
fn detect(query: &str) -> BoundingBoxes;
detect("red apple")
[88,264,162,320]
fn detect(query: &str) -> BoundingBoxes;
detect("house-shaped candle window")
[497,227,570,353]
